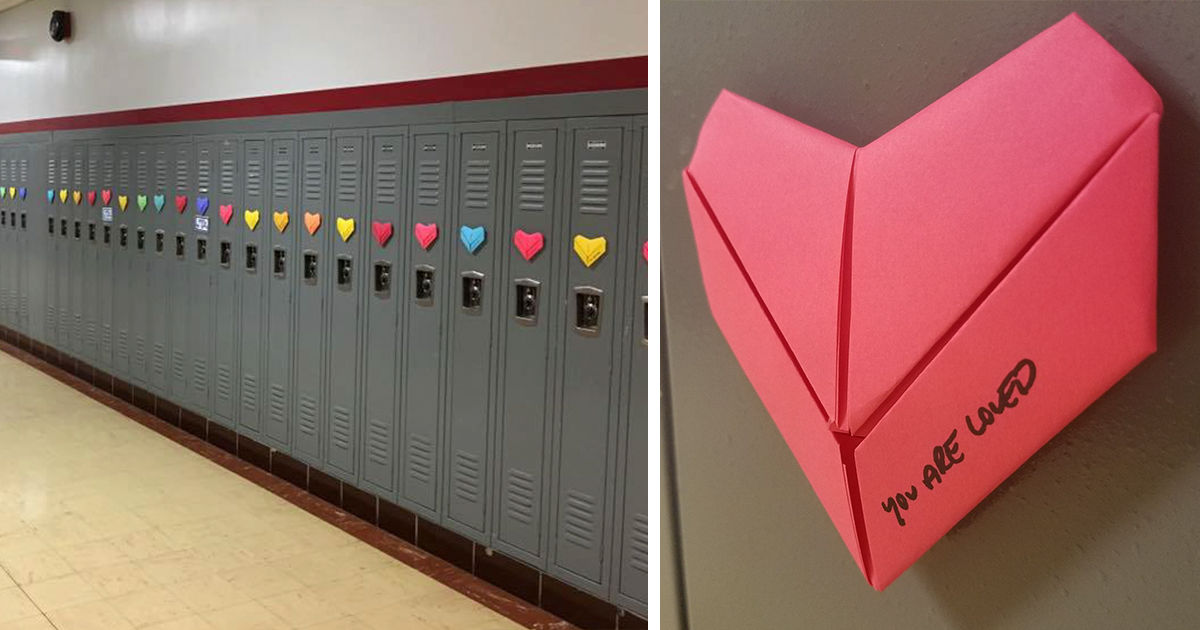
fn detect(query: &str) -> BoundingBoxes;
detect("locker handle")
[303,251,318,283]
[273,247,286,277]
[641,296,649,345]
[573,286,603,336]
[245,244,258,271]
[196,237,207,261]
[47,217,54,235]
[373,261,391,295]
[175,234,186,259]
[103,225,111,245]
[137,228,145,251]
[155,230,164,254]
[414,265,435,305]
[61,220,68,237]
[119,226,128,248]
[461,272,483,313]
[337,256,352,287]
[20,213,26,230]
[74,220,81,240]
[88,222,96,242]
[514,279,540,325]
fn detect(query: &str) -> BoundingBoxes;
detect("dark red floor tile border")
[0,331,650,629]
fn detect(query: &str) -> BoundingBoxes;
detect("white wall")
[0,0,647,123]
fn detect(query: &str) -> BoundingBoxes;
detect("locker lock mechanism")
[273,247,287,277]
[303,251,318,282]
[337,256,352,288]
[574,287,603,336]
[220,241,232,267]
[119,226,128,248]
[175,233,186,259]
[196,237,207,261]
[88,222,96,242]
[373,261,392,294]
[136,228,145,250]
[155,230,164,254]
[514,279,540,325]
[74,220,81,240]
[461,272,484,313]
[103,225,111,245]
[48,217,54,235]
[414,265,435,305]
[245,244,258,271]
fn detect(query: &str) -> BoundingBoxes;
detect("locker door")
[325,131,365,479]
[238,137,267,436]
[1,146,9,329]
[25,144,44,342]
[169,140,194,402]
[82,142,100,362]
[362,130,406,496]
[212,137,242,428]
[70,142,85,356]
[149,142,171,394]
[445,123,505,537]
[292,134,328,461]
[549,120,631,593]
[190,140,215,415]
[44,144,57,345]
[113,143,133,379]
[97,143,116,371]
[401,128,453,516]
[57,143,70,354]
[265,134,297,452]
[493,123,563,565]
[130,143,151,386]
[615,120,648,613]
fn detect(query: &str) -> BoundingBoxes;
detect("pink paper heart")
[101,189,112,205]
[219,204,233,225]
[643,241,648,261]
[512,229,545,261]
[86,191,97,206]
[175,195,187,213]
[414,223,438,250]
[372,221,394,246]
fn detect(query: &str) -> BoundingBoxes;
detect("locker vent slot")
[119,154,131,189]
[331,406,352,450]
[47,159,55,185]
[101,325,112,355]
[155,154,167,189]
[88,152,99,187]
[192,358,208,393]
[453,450,481,504]
[629,513,649,573]
[563,491,598,550]
[1,158,7,181]
[176,154,190,190]
[272,159,292,200]
[59,154,67,183]
[19,158,27,181]
[87,322,96,347]
[242,374,258,412]
[373,159,398,205]
[463,159,491,209]
[136,153,148,189]
[74,154,83,187]
[103,150,114,183]
[298,394,318,436]
[579,159,611,213]
[336,157,359,203]
[246,159,263,197]
[153,342,165,376]
[506,468,535,525]
[303,158,325,201]
[367,419,390,466]
[518,159,547,211]
[416,160,441,206]
[197,155,212,194]
[216,364,232,402]
[134,335,146,365]
[117,330,128,360]
[220,158,236,195]
[173,349,186,382]
[408,434,434,483]
[270,383,288,425]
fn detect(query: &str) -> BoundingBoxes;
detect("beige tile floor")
[0,352,524,630]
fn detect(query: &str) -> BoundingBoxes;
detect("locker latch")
[337,256,352,287]
[137,228,145,251]
[21,213,26,230]
[303,251,318,282]
[48,217,54,235]
[175,234,186,259]
[74,220,81,240]
[2,211,7,226]
[574,287,603,336]
[60,219,67,237]
[155,230,164,254]
[196,237,207,261]
[103,225,111,245]
[461,272,484,314]
[245,244,258,271]
[642,296,649,344]
[414,265,435,305]
[220,241,231,267]
[88,222,96,242]
[373,261,391,294]
[273,247,286,277]
[514,279,539,324]
[119,226,128,248]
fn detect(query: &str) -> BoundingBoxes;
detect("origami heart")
[196,197,209,215]
[47,190,55,203]
[459,225,485,254]
[414,223,438,250]
[643,241,648,261]
[87,191,96,206]
[175,195,187,213]
[572,235,606,267]
[372,221,393,246]
[59,189,67,203]
[101,189,112,205]
[73,191,81,205]
[0,187,6,198]
[136,195,148,211]
[18,187,26,200]
[118,195,129,211]
[244,210,260,231]
[513,229,544,261]
[6,187,12,199]
[336,217,355,242]
[304,212,321,235]
[273,211,289,233]
[219,204,234,225]
[682,14,1160,590]
[153,194,165,212]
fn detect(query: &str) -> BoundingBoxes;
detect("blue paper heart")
[19,187,26,200]
[459,225,486,254]
[196,196,209,215]
[47,189,54,203]
[153,194,165,212]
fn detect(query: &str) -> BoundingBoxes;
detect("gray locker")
[238,136,267,437]
[292,133,328,462]
[168,140,193,402]
[614,119,648,614]
[70,142,85,356]
[549,119,631,594]
[57,143,70,354]
[493,121,565,566]
[444,122,506,537]
[113,142,133,378]
[130,142,151,386]
[1,146,9,329]
[361,129,406,496]
[96,142,115,371]
[27,143,45,343]
[325,131,365,480]
[264,133,297,452]
[149,141,171,394]
[82,142,100,362]
[211,136,242,428]
[43,144,57,345]
[400,127,453,516]
[189,140,214,414]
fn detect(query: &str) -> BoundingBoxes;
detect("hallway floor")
[0,351,524,630]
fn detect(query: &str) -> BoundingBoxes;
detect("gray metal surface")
[190,139,215,414]
[266,133,297,454]
[168,139,192,402]
[210,135,242,428]
[238,136,266,437]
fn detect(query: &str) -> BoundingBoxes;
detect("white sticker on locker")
[101,207,114,222]
[194,216,209,232]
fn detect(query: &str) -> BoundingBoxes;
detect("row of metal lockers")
[0,94,647,614]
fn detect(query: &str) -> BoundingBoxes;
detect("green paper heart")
[137,194,148,211]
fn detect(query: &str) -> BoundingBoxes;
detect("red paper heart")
[512,229,544,261]
[218,204,233,225]
[414,223,438,250]
[175,195,187,213]
[372,221,393,246]
[101,189,112,205]
[643,241,648,261]
[86,191,96,206]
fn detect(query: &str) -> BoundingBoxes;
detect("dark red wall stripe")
[0,56,647,135]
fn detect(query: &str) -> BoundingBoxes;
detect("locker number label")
[101,207,114,223]
[194,216,209,233]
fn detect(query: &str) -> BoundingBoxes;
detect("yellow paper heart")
[336,217,355,242]
[244,209,260,231]
[73,191,82,205]
[59,189,68,203]
[6,187,12,198]
[273,211,289,233]
[573,235,607,268]
[118,195,128,211]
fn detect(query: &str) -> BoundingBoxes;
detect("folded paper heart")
[642,241,648,261]
[87,191,96,206]
[0,187,6,198]
[304,212,321,235]
[573,235,607,267]
[2,188,8,198]
[273,211,289,233]
[7,187,13,199]
[47,190,55,203]
[244,209,260,231]
[336,217,355,242]
[118,195,128,211]
[136,195,148,211]
[59,189,67,203]
[512,229,545,261]
[459,225,485,254]
[219,204,233,225]
[414,223,438,250]
[196,197,209,215]
[153,195,165,212]
[175,195,187,213]
[101,189,112,205]
[18,187,26,200]
[72,191,81,205]
[682,14,1160,590]
[372,221,393,246]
